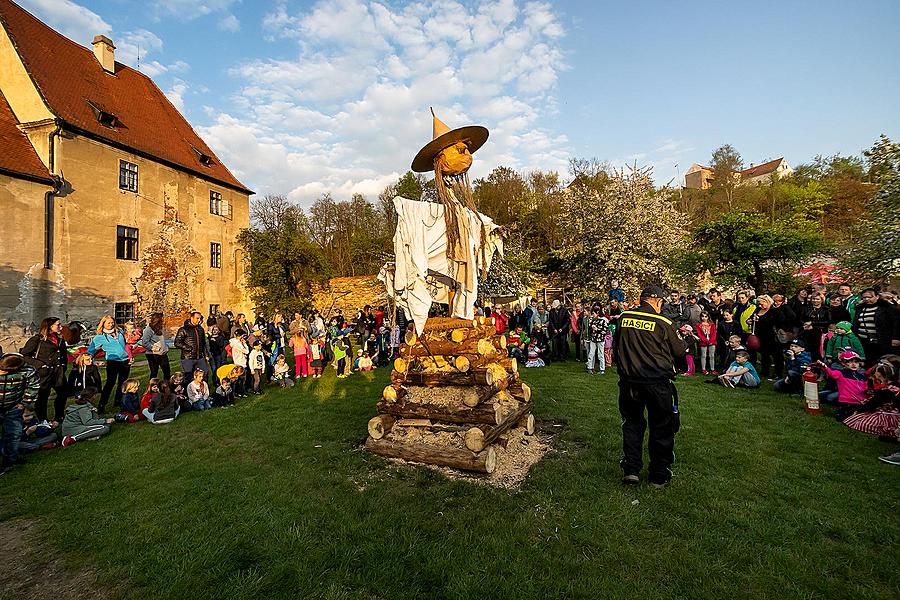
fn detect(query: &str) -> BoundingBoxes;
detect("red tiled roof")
[739,157,784,179]
[0,90,52,183]
[0,0,252,194]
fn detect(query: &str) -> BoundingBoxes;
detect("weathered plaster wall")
[0,22,53,124]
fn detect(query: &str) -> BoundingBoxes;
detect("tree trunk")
[365,437,496,474]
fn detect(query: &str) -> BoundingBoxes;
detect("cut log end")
[482,446,497,474]
[464,427,486,452]
[394,357,409,374]
[367,415,395,440]
[518,413,535,435]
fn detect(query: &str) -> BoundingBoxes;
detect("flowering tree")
[553,166,688,298]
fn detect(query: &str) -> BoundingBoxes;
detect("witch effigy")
[367,110,535,475]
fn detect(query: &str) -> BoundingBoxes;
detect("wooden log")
[394,357,409,374]
[404,330,417,346]
[482,401,533,448]
[394,367,498,388]
[396,418,432,427]
[365,436,496,474]
[498,357,518,374]
[508,382,531,403]
[367,415,395,440]
[421,317,478,333]
[400,336,495,357]
[464,427,486,452]
[492,335,507,351]
[382,385,407,403]
[518,413,535,435]
[410,355,470,374]
[377,398,513,426]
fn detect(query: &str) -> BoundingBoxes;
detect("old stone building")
[0,0,252,348]
[684,157,794,190]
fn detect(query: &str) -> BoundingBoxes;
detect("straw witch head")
[411,108,489,174]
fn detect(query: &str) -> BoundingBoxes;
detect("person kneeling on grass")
[716,350,760,388]
[19,406,59,452]
[272,354,294,388]
[773,339,812,394]
[61,388,114,447]
[213,373,236,407]
[187,368,213,410]
[142,381,180,425]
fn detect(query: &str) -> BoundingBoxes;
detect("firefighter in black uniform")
[614,285,686,488]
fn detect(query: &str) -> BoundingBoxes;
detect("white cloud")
[165,79,189,111]
[218,14,241,32]
[208,0,570,205]
[19,0,110,43]
[152,0,238,19]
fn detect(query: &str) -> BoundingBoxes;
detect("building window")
[119,160,138,192]
[209,304,220,316]
[210,191,223,215]
[210,242,222,268]
[116,225,139,260]
[114,302,135,326]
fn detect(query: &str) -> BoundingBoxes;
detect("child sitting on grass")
[716,350,760,388]
[843,355,900,437]
[61,388,114,447]
[213,373,236,407]
[170,372,190,412]
[67,352,102,399]
[816,350,867,415]
[143,381,180,425]
[525,341,545,368]
[19,407,59,452]
[114,378,142,422]
[273,354,294,388]
[140,379,159,420]
[357,351,374,372]
[187,368,212,410]
[773,339,812,394]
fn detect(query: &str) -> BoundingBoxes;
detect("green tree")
[553,166,688,297]
[472,166,529,225]
[841,135,900,279]
[689,211,822,293]
[395,171,425,201]
[237,197,327,316]
[710,144,743,207]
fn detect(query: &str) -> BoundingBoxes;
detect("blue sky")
[20,0,900,203]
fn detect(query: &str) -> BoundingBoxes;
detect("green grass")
[1,357,898,599]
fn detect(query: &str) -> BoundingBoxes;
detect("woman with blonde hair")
[86,315,130,412]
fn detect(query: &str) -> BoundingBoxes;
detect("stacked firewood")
[365,317,533,474]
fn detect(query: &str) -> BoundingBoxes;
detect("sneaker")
[598,371,605,376]
[61,435,76,448]
[113,413,128,423]
[723,378,736,389]
[586,369,594,375]
[878,452,900,466]
[649,480,670,489]
[622,473,640,486]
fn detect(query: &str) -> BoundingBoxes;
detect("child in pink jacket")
[289,332,310,378]
[817,350,867,417]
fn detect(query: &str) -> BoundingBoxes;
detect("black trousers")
[35,382,68,422]
[573,333,583,361]
[146,353,171,382]
[618,378,680,484]
[860,339,891,368]
[100,360,131,411]
[552,332,569,360]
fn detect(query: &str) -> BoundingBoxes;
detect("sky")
[19,0,900,205]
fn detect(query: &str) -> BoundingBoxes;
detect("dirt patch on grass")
[374,420,564,490]
[0,519,123,600]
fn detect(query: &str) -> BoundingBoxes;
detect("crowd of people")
[1,279,898,475]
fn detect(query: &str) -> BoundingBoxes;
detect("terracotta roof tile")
[0,0,252,194]
[739,157,784,179]
[0,90,52,183]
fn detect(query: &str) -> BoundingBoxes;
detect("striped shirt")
[0,365,40,410]
[855,305,878,342]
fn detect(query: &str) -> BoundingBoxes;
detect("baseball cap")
[640,285,665,299]
[789,339,806,348]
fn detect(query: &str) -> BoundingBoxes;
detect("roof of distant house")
[0,0,252,194]
[739,157,785,179]
[0,91,52,184]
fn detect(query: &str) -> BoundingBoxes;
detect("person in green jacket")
[332,336,349,378]
[61,388,113,447]
[824,321,865,364]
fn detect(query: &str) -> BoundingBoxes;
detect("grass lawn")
[1,356,898,599]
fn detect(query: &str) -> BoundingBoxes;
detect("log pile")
[365,317,534,474]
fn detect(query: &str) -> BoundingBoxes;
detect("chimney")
[92,35,116,74]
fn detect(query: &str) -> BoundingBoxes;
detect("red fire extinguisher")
[803,369,821,415]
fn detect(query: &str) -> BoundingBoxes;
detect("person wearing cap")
[816,350,867,411]
[824,321,864,364]
[614,285,686,488]
[0,354,41,475]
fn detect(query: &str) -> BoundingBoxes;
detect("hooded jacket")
[61,402,107,437]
